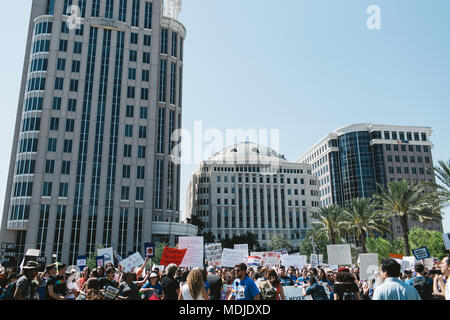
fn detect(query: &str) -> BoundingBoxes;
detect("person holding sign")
[14,261,39,300]
[98,267,119,299]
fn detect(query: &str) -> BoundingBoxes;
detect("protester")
[373,259,421,300]
[161,263,180,300]
[14,261,39,300]
[295,269,310,286]
[140,272,163,300]
[45,264,63,300]
[333,268,361,300]
[0,272,19,300]
[179,268,209,300]
[229,263,260,300]
[98,267,118,299]
[268,269,284,300]
[406,264,433,300]
[302,276,329,300]
[118,272,140,300]
[433,255,450,300]
[206,266,223,300]
[278,266,294,287]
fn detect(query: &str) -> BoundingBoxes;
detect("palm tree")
[311,205,347,245]
[343,198,391,253]
[433,160,450,205]
[374,180,442,256]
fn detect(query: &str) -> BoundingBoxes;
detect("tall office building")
[297,124,443,239]
[186,142,320,251]
[0,0,197,265]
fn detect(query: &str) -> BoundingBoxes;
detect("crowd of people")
[0,255,449,301]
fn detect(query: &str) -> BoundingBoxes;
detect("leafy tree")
[432,160,450,205]
[374,180,442,255]
[150,242,168,266]
[268,234,292,252]
[186,215,205,235]
[311,205,347,244]
[299,228,329,261]
[343,198,391,253]
[202,231,216,244]
[408,227,447,260]
[86,243,104,270]
[221,233,261,251]
[366,237,404,262]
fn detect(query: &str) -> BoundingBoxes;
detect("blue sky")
[0,1,448,231]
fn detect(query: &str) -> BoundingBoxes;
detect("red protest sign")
[389,254,404,260]
[159,247,187,266]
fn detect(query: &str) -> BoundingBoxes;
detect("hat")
[150,272,158,278]
[23,261,39,270]
[338,267,349,272]
[207,266,215,273]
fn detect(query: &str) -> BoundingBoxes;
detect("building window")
[45,160,55,174]
[73,42,82,54]
[126,105,134,117]
[129,50,137,62]
[42,182,52,197]
[136,187,144,201]
[61,161,71,175]
[59,183,68,197]
[138,146,146,158]
[144,2,152,29]
[121,186,130,200]
[63,139,73,153]
[123,144,132,157]
[131,0,140,27]
[144,34,151,46]
[122,165,131,179]
[54,77,64,90]
[68,99,77,112]
[57,58,66,71]
[130,32,138,44]
[140,106,148,119]
[160,28,168,54]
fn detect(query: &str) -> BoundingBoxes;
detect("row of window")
[385,144,430,153]
[387,155,431,164]
[387,166,432,175]
[382,131,427,142]
[215,175,310,185]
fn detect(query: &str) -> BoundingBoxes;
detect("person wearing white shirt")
[433,255,450,300]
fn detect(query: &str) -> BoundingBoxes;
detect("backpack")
[257,280,278,300]
[412,277,433,300]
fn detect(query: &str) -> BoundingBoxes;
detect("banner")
[0,243,17,267]
[283,286,312,301]
[119,252,145,272]
[221,249,247,268]
[443,233,450,251]
[412,247,430,260]
[389,253,404,260]
[145,243,155,258]
[327,245,352,266]
[205,243,222,266]
[281,255,306,269]
[97,248,114,265]
[359,253,379,280]
[247,256,262,267]
[159,247,187,266]
[178,237,204,268]
[250,252,281,267]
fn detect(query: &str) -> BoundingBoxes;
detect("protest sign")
[250,252,281,267]
[389,253,404,260]
[423,258,434,270]
[104,286,120,300]
[97,247,114,265]
[401,256,418,272]
[0,243,17,267]
[247,256,262,266]
[159,247,187,266]
[234,244,249,264]
[178,237,204,268]
[281,255,306,269]
[359,253,379,280]
[76,255,87,269]
[327,245,352,266]
[205,243,222,266]
[119,252,145,272]
[221,249,247,268]
[96,256,104,267]
[152,265,165,272]
[283,286,312,301]
[310,254,318,268]
[318,254,323,265]
[443,233,450,251]
[24,255,46,272]
[412,247,430,261]
[144,243,155,258]
[20,249,41,271]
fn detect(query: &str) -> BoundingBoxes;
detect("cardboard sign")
[250,252,281,267]
[104,286,120,300]
[76,255,87,269]
[144,243,155,258]
[412,247,430,260]
[96,256,104,267]
[119,252,145,272]
[327,245,352,266]
[24,255,46,272]
[178,237,204,268]
[318,254,323,265]
[281,255,306,269]
[442,233,450,251]
[359,253,379,280]
[221,249,247,268]
[283,286,313,301]
[97,248,114,265]
[205,243,222,266]
[0,243,18,267]
[159,247,187,266]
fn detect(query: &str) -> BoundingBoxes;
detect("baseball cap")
[150,272,158,278]
[338,267,349,272]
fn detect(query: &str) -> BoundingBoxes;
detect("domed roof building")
[186,142,320,251]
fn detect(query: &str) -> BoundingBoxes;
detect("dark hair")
[268,269,280,287]
[105,267,115,276]
[279,266,285,270]
[415,264,425,274]
[235,263,247,272]
[336,271,356,283]
[86,278,99,290]
[7,272,19,282]
[45,264,56,273]
[380,259,401,278]
[308,276,317,285]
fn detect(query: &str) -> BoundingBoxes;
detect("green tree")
[86,243,104,270]
[150,242,168,266]
[268,234,292,252]
[186,215,204,235]
[311,206,347,244]
[221,233,261,251]
[343,198,391,253]
[433,160,450,205]
[408,227,447,260]
[202,231,216,244]
[374,180,442,256]
[299,227,329,261]
[366,237,404,262]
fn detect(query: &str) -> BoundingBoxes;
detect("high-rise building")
[186,142,320,251]
[297,124,443,239]
[0,0,196,265]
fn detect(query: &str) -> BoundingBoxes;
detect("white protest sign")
[97,247,114,265]
[20,249,40,270]
[423,258,434,270]
[327,244,352,266]
[401,256,419,272]
[179,236,204,268]
[119,252,145,272]
[359,253,379,280]
[310,254,318,268]
[443,233,450,251]
[205,243,222,266]
[250,252,281,267]
[281,255,306,269]
[104,286,120,300]
[234,244,248,264]
[283,286,312,301]
[318,254,323,265]
[221,248,247,267]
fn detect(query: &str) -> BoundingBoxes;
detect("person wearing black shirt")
[206,266,223,300]
[161,264,180,300]
[333,269,361,300]
[98,267,118,293]
[45,264,62,300]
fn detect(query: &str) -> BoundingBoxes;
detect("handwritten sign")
[119,252,145,272]
[159,247,187,266]
[359,253,379,280]
[221,249,247,268]
[97,248,114,265]
[327,245,352,266]
[205,243,222,266]
[179,237,204,268]
[145,243,155,258]
[412,247,430,260]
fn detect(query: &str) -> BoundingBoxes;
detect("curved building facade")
[1,0,189,264]
[186,142,320,250]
